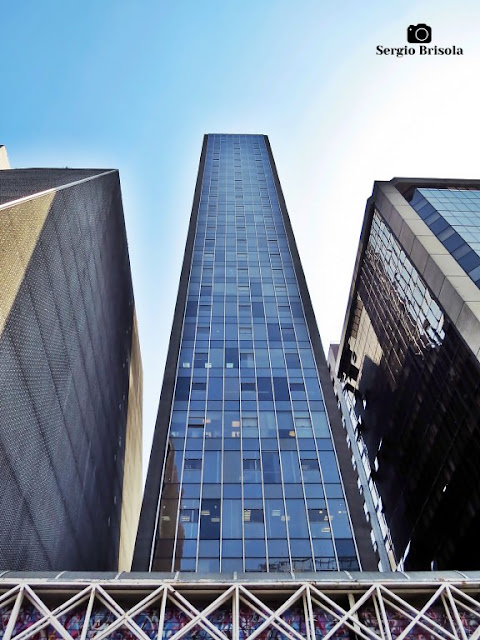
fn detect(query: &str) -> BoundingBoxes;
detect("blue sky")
[2,0,479,476]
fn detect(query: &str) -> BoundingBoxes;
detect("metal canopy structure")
[0,573,480,639]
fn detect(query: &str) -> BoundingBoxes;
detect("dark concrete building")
[0,163,142,571]
[134,134,376,573]
[334,178,480,571]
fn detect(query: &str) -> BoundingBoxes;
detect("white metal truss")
[0,578,479,640]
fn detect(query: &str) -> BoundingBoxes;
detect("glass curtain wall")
[152,134,359,573]
[410,188,480,288]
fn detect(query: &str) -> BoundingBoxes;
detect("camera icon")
[407,24,432,43]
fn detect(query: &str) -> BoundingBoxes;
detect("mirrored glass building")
[333,178,480,571]
[134,134,376,573]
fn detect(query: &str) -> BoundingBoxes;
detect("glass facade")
[339,206,480,570]
[410,188,480,286]
[150,134,360,573]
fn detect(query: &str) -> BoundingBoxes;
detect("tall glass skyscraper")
[134,134,375,573]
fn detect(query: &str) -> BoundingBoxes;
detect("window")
[243,454,261,483]
[295,415,313,438]
[184,458,202,469]
[243,508,263,522]
[281,326,296,341]
[285,353,301,369]
[300,453,316,468]
[170,412,187,437]
[200,500,221,539]
[225,347,238,368]
[273,378,290,401]
[186,301,197,317]
[200,285,212,297]
[262,451,281,483]
[175,377,190,400]
[240,352,254,368]
[290,382,306,400]
[194,353,209,368]
[198,304,211,317]
[242,416,258,438]
[257,378,273,401]
[183,457,202,484]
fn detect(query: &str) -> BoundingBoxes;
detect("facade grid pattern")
[0,170,136,571]
[151,134,360,573]
[410,188,480,287]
